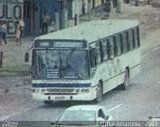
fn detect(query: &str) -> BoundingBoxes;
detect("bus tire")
[44,101,53,105]
[121,69,130,90]
[95,82,103,103]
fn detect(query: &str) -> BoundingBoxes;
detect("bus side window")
[96,42,101,64]
[99,41,104,63]
[137,27,140,47]
[129,30,134,50]
[113,36,118,57]
[120,34,123,54]
[126,31,130,51]
[102,40,108,60]
[89,48,97,68]
[117,34,122,56]
[134,28,138,48]
[106,39,111,59]
[109,37,114,58]
[122,32,128,53]
[132,29,135,49]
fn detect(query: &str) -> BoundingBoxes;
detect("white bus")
[26,20,141,104]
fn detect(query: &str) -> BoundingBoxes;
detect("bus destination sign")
[35,40,86,48]
[54,41,84,48]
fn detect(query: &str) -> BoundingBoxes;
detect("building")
[23,0,64,35]
[0,0,67,36]
[0,0,23,37]
[0,0,106,37]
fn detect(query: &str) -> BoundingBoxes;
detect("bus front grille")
[44,93,77,95]
[46,89,74,93]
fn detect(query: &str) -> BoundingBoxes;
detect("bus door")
[89,48,97,77]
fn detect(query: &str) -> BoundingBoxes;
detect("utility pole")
[0,52,3,68]
[55,12,60,30]
[74,14,78,26]
[116,0,123,13]
[60,0,68,30]
[88,0,91,20]
[74,0,79,25]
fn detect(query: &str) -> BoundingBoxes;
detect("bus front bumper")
[32,91,96,101]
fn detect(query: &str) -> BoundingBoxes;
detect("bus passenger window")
[113,36,118,57]
[89,49,97,68]
[117,34,122,55]
[106,39,111,59]
[122,33,126,53]
[120,34,123,54]
[137,27,140,47]
[126,32,130,51]
[96,42,101,64]
[109,37,114,58]
[129,30,134,50]
[102,40,108,60]
[134,28,138,48]
[99,41,104,62]
[122,32,128,53]
[132,30,135,49]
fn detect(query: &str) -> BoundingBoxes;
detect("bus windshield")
[32,49,89,79]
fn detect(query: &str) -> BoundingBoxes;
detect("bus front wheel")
[121,69,130,90]
[44,101,53,105]
[95,82,103,103]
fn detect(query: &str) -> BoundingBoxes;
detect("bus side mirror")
[25,53,29,62]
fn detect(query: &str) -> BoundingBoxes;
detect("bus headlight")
[32,89,39,92]
[76,89,80,93]
[32,89,36,92]
[36,89,40,92]
[85,89,89,93]
[81,89,89,93]
[41,89,45,93]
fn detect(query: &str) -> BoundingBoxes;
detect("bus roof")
[35,20,139,43]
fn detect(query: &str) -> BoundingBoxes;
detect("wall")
[0,0,23,37]
[90,0,103,9]
[95,0,102,7]
[23,0,61,35]
[71,0,88,18]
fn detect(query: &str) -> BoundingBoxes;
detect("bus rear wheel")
[95,82,103,103]
[121,69,130,90]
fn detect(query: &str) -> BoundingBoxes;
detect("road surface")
[1,27,160,127]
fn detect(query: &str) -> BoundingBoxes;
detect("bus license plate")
[55,96,65,100]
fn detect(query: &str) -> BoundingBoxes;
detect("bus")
[25,20,141,104]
